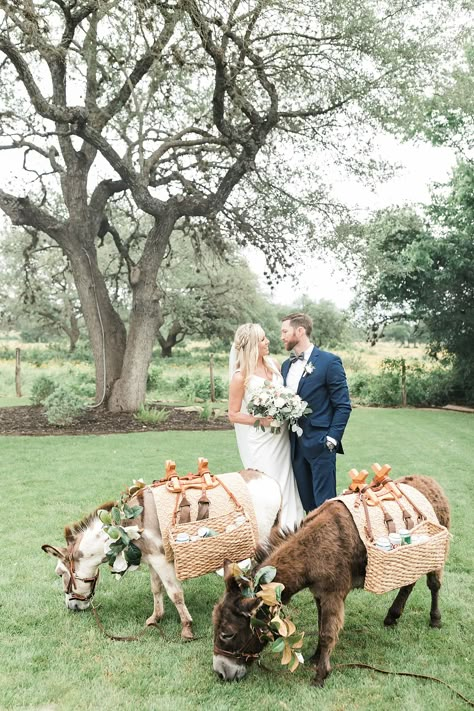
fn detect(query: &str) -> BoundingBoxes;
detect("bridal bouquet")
[247,381,311,436]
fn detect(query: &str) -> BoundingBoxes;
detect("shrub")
[146,366,162,391]
[43,386,84,426]
[193,375,225,400]
[69,371,96,398]
[199,401,214,421]
[134,405,170,424]
[349,364,457,407]
[406,369,456,407]
[176,374,191,390]
[31,375,57,405]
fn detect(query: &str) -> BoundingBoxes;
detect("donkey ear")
[239,597,261,617]
[223,560,242,593]
[42,544,66,559]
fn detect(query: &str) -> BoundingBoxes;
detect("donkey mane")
[252,524,298,568]
[64,500,115,541]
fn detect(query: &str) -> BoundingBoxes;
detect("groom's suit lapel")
[282,357,291,385]
[297,346,319,395]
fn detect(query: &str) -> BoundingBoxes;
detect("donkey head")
[212,560,266,681]
[42,515,107,611]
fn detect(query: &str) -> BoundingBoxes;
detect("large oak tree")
[0,0,464,409]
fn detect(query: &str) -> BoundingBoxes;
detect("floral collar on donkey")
[230,562,304,671]
[97,479,145,575]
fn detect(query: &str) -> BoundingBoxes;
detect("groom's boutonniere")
[303,362,315,377]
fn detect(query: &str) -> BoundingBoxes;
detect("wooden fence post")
[15,348,22,397]
[401,358,407,407]
[209,353,215,402]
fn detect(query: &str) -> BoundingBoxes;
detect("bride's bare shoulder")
[230,370,245,385]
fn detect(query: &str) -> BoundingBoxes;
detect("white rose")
[112,552,128,573]
[123,525,141,540]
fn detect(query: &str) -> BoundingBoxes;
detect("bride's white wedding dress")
[233,369,305,529]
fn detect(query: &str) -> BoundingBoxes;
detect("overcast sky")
[250,136,456,310]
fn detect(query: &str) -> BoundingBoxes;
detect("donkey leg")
[311,594,345,688]
[146,553,194,640]
[427,569,442,628]
[308,594,322,664]
[384,583,415,626]
[146,566,165,626]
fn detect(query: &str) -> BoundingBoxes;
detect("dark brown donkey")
[213,475,450,686]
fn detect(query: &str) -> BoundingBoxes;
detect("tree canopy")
[0,0,466,409]
[349,162,474,399]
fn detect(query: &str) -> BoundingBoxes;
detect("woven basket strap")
[216,476,243,510]
[361,494,375,542]
[381,505,396,533]
[171,486,184,526]
[396,483,426,522]
[375,478,414,529]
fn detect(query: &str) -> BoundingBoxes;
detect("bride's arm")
[228,373,272,427]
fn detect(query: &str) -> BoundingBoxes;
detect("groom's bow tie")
[289,351,305,364]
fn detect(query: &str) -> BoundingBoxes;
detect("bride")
[228,323,304,529]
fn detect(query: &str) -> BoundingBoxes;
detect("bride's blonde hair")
[232,323,277,386]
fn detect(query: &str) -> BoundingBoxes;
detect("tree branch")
[0,189,66,244]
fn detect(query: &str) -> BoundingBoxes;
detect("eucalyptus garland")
[97,479,145,576]
[230,563,304,672]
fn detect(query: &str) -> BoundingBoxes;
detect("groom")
[281,312,351,512]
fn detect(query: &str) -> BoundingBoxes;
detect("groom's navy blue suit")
[282,347,351,511]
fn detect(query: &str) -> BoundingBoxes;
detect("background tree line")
[0,0,469,410]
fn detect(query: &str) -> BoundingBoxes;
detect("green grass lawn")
[1,408,473,711]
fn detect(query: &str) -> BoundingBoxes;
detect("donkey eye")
[220,631,236,642]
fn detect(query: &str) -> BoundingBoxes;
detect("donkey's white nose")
[66,596,90,611]
[213,654,248,681]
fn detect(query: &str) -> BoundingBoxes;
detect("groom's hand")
[326,436,337,452]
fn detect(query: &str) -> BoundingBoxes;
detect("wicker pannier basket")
[169,508,256,581]
[364,520,450,594]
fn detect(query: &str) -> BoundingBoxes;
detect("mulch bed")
[0,404,233,436]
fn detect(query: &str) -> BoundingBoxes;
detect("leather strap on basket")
[360,493,375,542]
[371,463,424,525]
[170,467,245,527]
[361,483,396,534]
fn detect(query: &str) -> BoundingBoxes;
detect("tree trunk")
[69,243,127,406]
[157,320,185,358]
[60,311,81,352]
[107,216,174,411]
[160,343,174,358]
[68,313,80,353]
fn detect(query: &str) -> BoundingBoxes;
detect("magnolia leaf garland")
[98,479,145,576]
[237,565,305,672]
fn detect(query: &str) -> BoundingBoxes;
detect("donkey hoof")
[146,615,162,627]
[430,617,442,629]
[311,675,326,688]
[181,624,195,641]
[383,614,398,627]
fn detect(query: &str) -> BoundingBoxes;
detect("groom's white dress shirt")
[286,344,314,394]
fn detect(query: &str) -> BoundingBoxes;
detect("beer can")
[375,536,392,551]
[398,528,411,545]
[388,532,402,548]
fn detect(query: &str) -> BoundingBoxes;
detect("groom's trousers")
[292,437,337,512]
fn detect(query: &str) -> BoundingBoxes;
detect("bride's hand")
[257,416,273,428]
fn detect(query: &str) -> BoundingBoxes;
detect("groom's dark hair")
[281,312,313,337]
